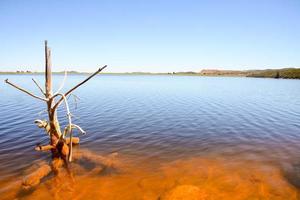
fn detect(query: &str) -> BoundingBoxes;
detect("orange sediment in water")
[0,156,299,200]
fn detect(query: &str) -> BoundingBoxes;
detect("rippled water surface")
[1,74,300,199]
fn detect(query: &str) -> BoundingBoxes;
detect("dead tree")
[5,41,113,189]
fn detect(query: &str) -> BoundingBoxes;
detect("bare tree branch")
[45,41,52,98]
[52,65,107,111]
[53,93,72,138]
[68,94,80,109]
[53,93,73,161]
[64,124,86,136]
[35,145,54,151]
[5,79,48,101]
[64,65,107,96]
[34,119,51,136]
[32,78,45,95]
[71,124,86,135]
[54,71,67,95]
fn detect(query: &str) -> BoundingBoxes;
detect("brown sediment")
[2,156,298,200]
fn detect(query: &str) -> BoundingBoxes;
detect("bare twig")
[64,65,107,97]
[71,124,86,135]
[32,78,45,95]
[5,79,48,101]
[52,65,107,111]
[67,94,80,101]
[64,124,86,136]
[54,71,67,95]
[71,94,80,109]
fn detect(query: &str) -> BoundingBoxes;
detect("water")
[0,74,300,199]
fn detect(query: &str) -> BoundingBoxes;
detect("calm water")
[1,74,300,199]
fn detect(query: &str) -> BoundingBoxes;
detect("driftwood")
[5,41,113,190]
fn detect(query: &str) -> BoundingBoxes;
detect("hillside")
[199,68,300,79]
[246,68,300,79]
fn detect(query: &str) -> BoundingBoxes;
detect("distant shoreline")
[1,68,300,79]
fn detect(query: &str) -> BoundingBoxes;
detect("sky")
[0,0,300,73]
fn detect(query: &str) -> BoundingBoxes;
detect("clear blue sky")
[0,0,299,73]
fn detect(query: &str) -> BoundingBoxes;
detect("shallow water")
[0,74,300,199]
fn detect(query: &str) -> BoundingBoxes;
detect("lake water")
[0,74,300,199]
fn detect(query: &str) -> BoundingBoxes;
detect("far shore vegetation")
[1,68,300,79]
